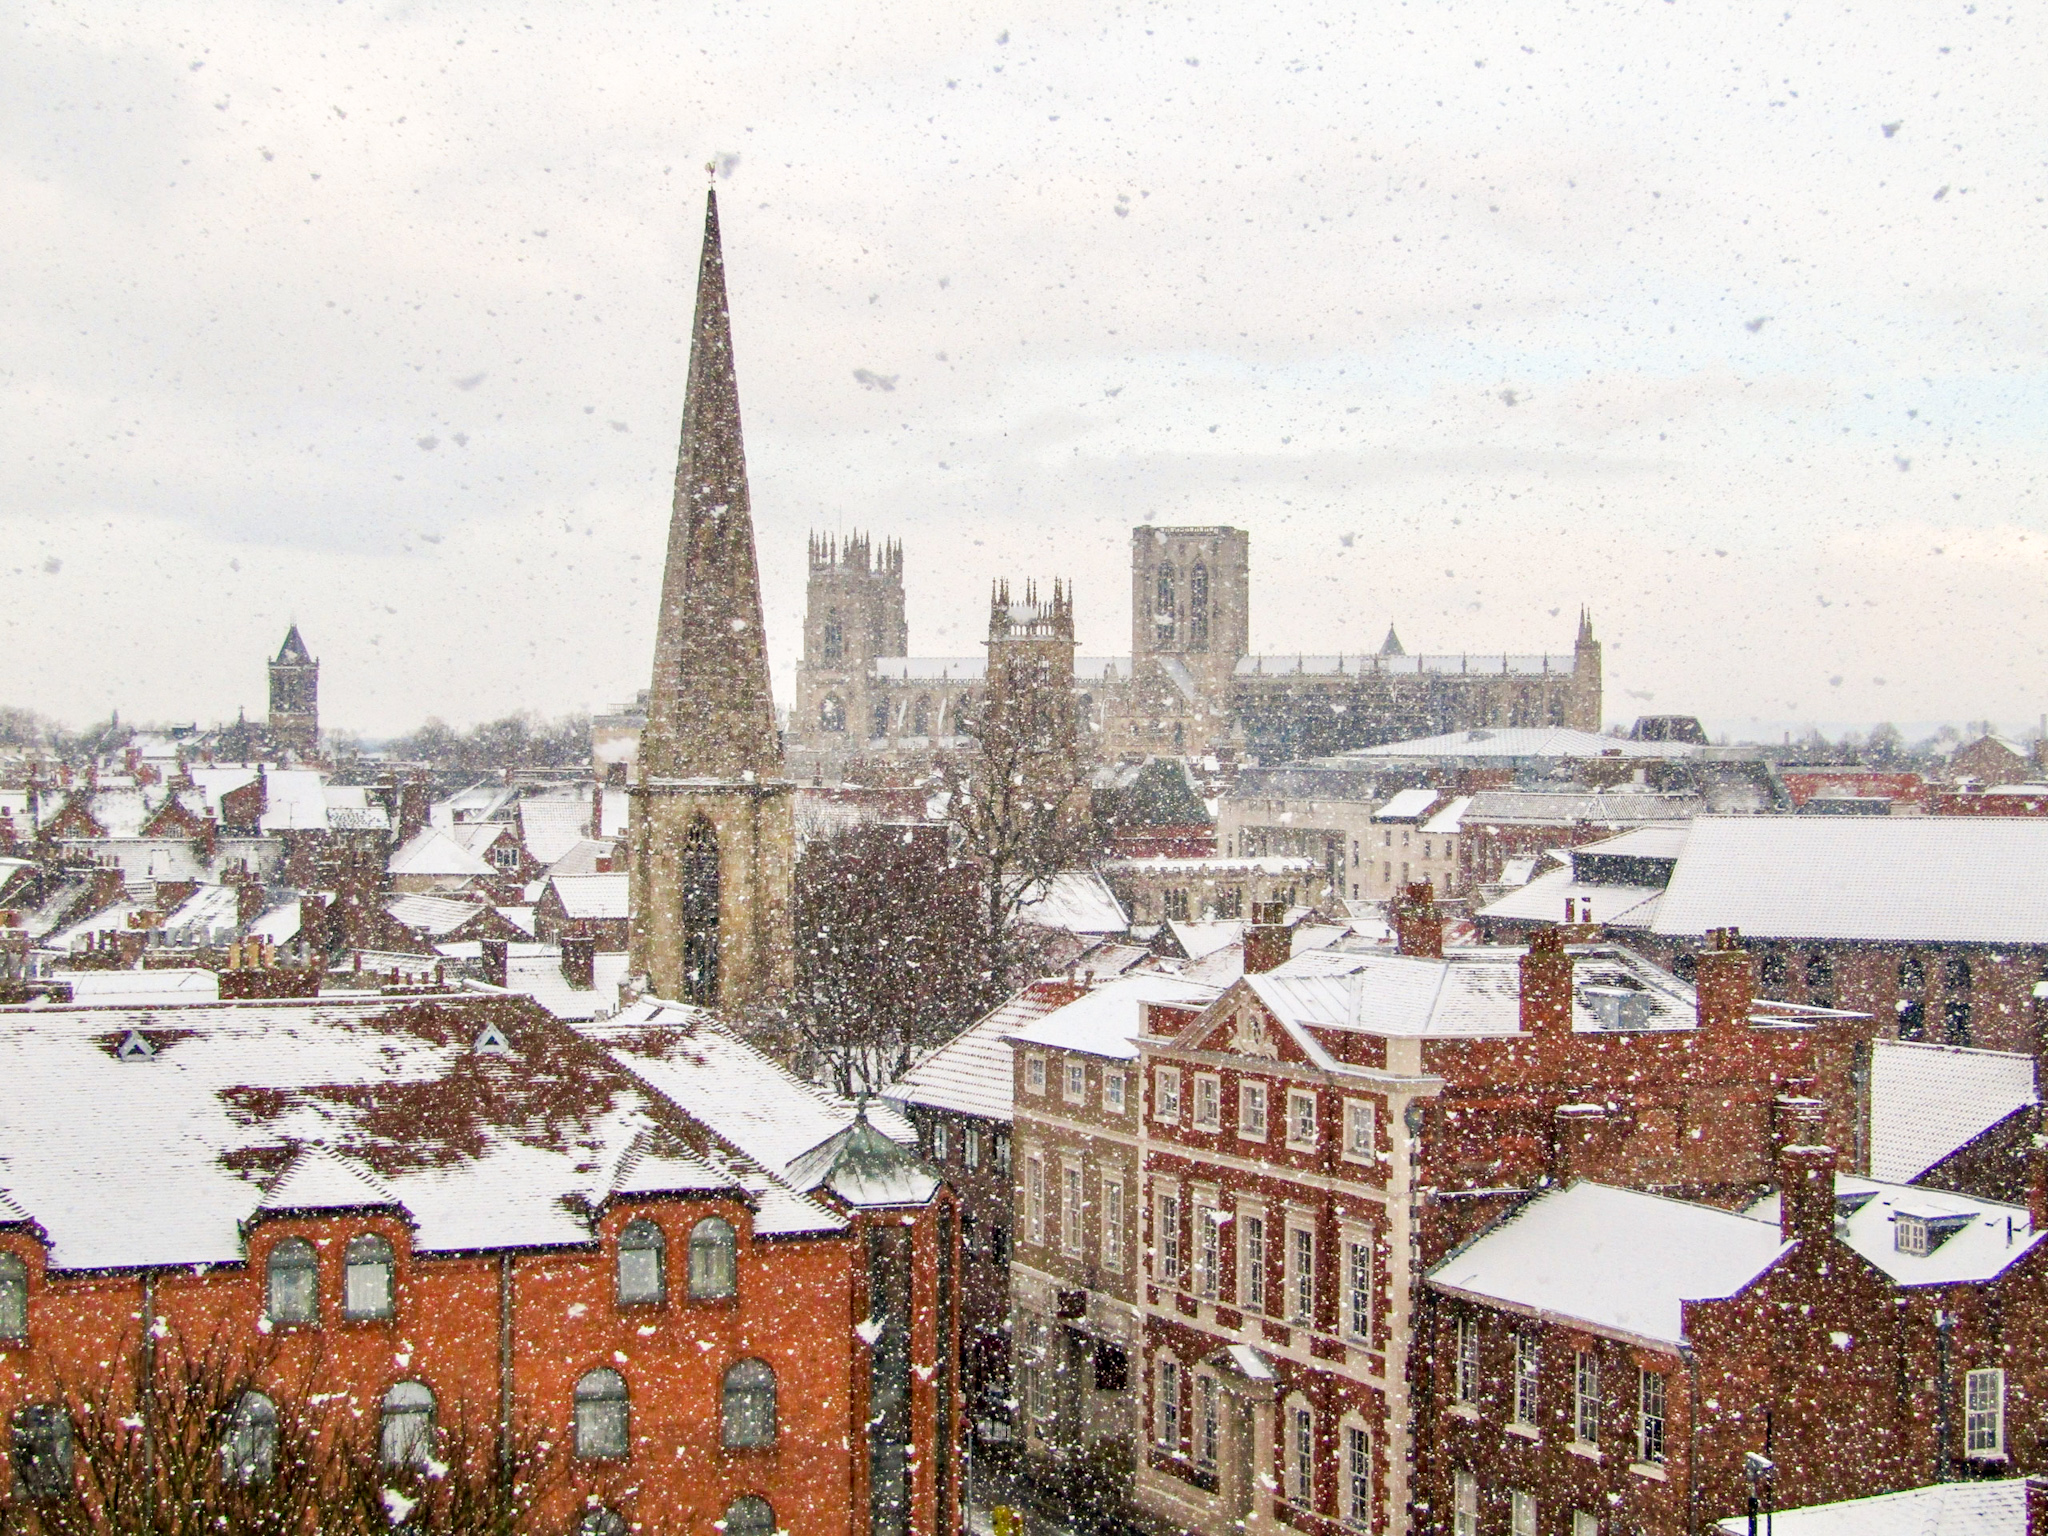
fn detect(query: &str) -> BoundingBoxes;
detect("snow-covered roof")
[388,827,495,879]
[1461,790,1706,825]
[1017,870,1128,936]
[1247,943,1706,1040]
[1168,920,1248,960]
[1868,1040,2037,1184]
[1476,869,1665,929]
[1344,727,1696,761]
[1374,788,1441,821]
[1429,1182,1790,1347]
[546,839,617,877]
[1713,1478,2030,1536]
[245,899,304,946]
[547,874,630,920]
[1652,817,2048,943]
[59,969,221,1005]
[1571,824,1691,860]
[891,982,1074,1122]
[1103,855,1313,875]
[0,996,858,1269]
[578,1001,920,1219]
[321,785,391,833]
[161,883,244,944]
[519,794,593,865]
[1009,974,1225,1061]
[1743,1175,2045,1286]
[384,893,487,937]
[490,949,635,1022]
[1421,795,1472,834]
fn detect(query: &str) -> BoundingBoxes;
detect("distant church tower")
[267,625,319,757]
[627,189,795,1011]
[795,532,907,744]
[983,579,1085,824]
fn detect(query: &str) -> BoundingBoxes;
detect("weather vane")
[705,160,716,184]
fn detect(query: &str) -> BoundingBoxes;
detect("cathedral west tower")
[627,188,794,1011]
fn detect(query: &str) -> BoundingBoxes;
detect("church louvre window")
[820,696,846,732]
[681,816,721,1006]
[822,608,844,661]
[912,695,931,735]
[1943,954,1973,1045]
[872,699,891,739]
[1189,562,1210,650]
[1154,562,1176,644]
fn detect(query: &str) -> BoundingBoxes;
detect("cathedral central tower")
[626,189,795,1010]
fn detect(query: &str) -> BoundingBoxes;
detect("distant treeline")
[371,712,592,773]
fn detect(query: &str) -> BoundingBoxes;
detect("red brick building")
[1129,908,1848,1536]
[0,993,957,1536]
[1421,1149,2048,1536]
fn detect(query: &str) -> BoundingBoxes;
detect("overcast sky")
[3,1,2042,741]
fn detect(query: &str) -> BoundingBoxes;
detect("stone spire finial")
[636,189,782,783]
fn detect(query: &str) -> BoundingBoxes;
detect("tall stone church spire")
[637,188,782,781]
[627,190,794,1012]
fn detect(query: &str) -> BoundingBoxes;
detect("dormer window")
[1895,1208,1974,1255]
[343,1234,395,1319]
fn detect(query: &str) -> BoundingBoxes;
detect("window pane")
[266,1239,318,1324]
[0,1255,26,1341]
[344,1235,393,1320]
[575,1370,630,1459]
[618,1219,666,1305]
[690,1218,737,1299]
[723,1359,776,1447]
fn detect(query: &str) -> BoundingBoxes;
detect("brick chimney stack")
[480,938,509,989]
[1244,901,1292,975]
[1694,926,1753,1034]
[1778,1142,1837,1244]
[1519,928,1574,1037]
[2029,1128,2048,1235]
[561,936,596,990]
[2025,1477,2048,1536]
[1393,882,1445,959]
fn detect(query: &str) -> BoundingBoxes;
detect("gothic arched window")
[873,700,891,739]
[820,696,846,733]
[1154,563,1177,646]
[1189,562,1210,651]
[912,696,931,736]
[822,608,844,662]
[1943,953,1973,1045]
[682,817,720,1006]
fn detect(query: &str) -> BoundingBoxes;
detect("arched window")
[1944,954,1973,1045]
[1805,949,1835,1009]
[912,696,931,736]
[1189,563,1210,651]
[681,816,720,1007]
[690,1217,738,1299]
[579,1512,628,1536]
[380,1382,434,1467]
[722,1359,777,1447]
[0,1252,26,1341]
[617,1219,666,1306]
[724,1496,777,1536]
[1154,564,1176,646]
[266,1238,317,1325]
[343,1234,394,1320]
[820,696,846,733]
[872,700,891,739]
[11,1404,72,1500]
[574,1369,630,1460]
[223,1391,277,1485]
[822,609,844,662]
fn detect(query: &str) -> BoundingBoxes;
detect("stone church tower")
[627,189,795,1011]
[982,579,1086,826]
[267,625,319,757]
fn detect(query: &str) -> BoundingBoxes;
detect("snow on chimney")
[1244,901,1292,974]
[1519,928,1574,1037]
[1393,882,1445,959]
[1778,1142,1837,1245]
[480,938,509,988]
[1693,926,1753,1035]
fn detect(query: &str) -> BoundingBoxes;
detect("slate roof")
[1374,788,1442,821]
[1476,869,1665,929]
[385,894,488,937]
[1017,870,1128,936]
[1343,727,1694,760]
[388,827,495,879]
[1429,1181,1790,1347]
[519,794,594,865]
[1743,1175,2045,1286]
[1651,817,2048,943]
[1868,1040,2037,1184]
